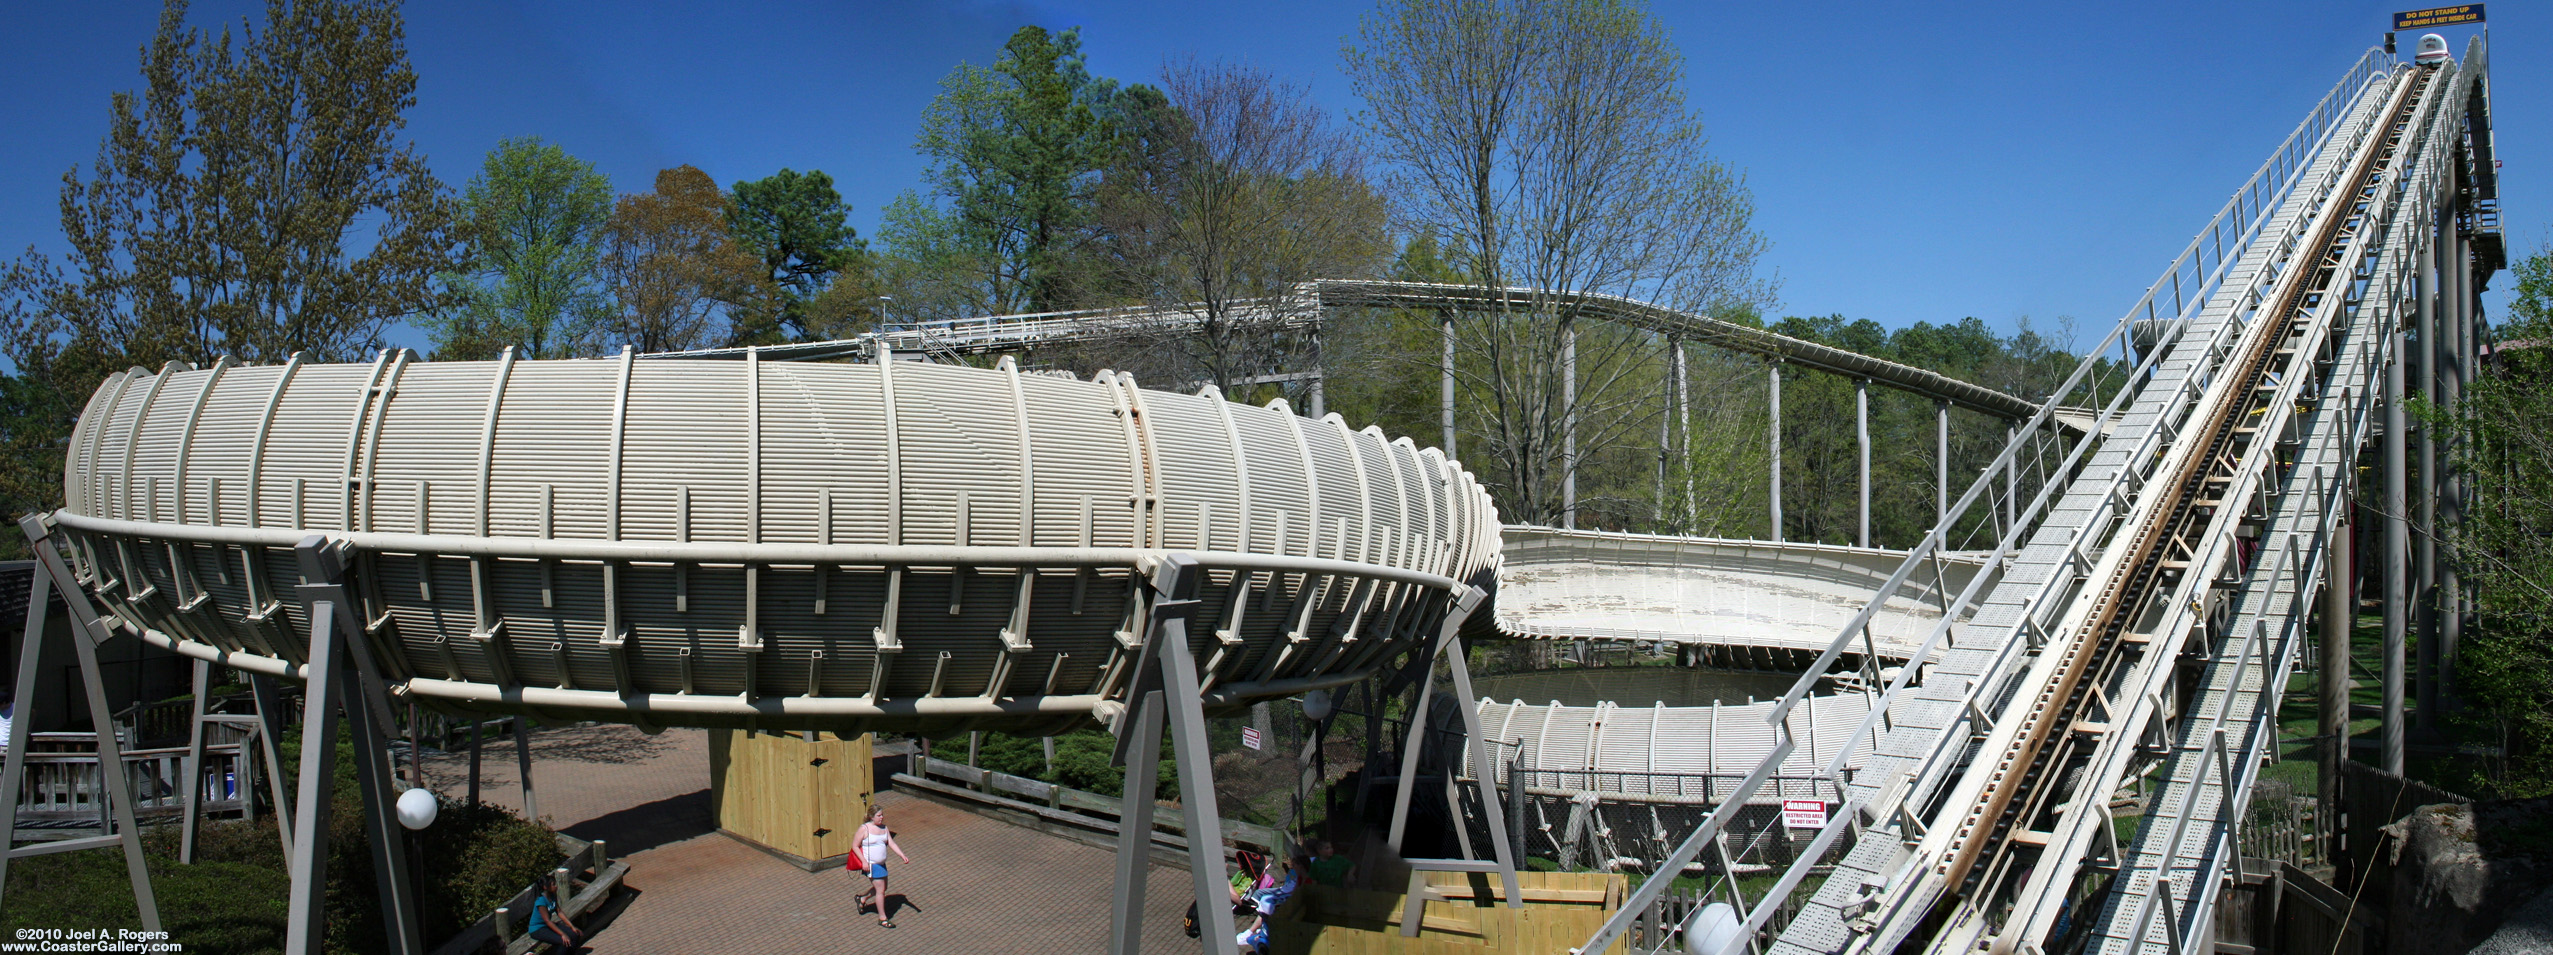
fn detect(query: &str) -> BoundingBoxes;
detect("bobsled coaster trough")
[52,351,1502,735]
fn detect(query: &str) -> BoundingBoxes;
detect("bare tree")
[1089,59,1390,397]
[1346,0,1773,526]
[588,166,765,354]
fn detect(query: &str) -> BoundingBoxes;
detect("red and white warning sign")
[1241,726,1263,750]
[1781,799,1828,830]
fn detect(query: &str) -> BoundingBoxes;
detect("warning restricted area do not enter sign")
[1782,799,1828,830]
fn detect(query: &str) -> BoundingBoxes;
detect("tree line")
[0,0,2084,554]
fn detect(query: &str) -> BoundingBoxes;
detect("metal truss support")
[2,516,161,932]
[2383,331,2409,774]
[285,536,423,955]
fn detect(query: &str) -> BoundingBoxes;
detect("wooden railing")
[10,728,253,837]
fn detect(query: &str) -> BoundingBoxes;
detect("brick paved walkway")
[423,725,1204,953]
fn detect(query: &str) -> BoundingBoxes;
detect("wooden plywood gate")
[709,729,874,869]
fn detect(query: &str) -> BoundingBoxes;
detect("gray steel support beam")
[1107,689,1168,955]
[291,538,423,955]
[2319,509,2352,837]
[1769,364,1783,543]
[248,673,294,863]
[1937,400,1950,527]
[1308,325,1325,419]
[1858,379,1872,549]
[513,716,539,822]
[2384,331,2409,774]
[1161,582,1239,953]
[6,517,162,932]
[1385,653,1438,857]
[1439,623,1521,908]
[1106,554,1243,955]
[1675,340,1692,531]
[179,657,211,863]
[2003,424,2018,535]
[468,718,484,806]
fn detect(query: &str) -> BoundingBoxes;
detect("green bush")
[968,728,1178,798]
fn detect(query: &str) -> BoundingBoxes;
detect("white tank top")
[862,826,890,860]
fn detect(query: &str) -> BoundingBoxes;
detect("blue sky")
[0,1,2526,356]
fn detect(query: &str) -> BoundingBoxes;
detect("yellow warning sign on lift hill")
[2395,5,2485,29]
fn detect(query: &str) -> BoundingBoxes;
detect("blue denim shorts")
[867,862,889,879]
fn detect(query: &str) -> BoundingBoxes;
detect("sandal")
[880,918,897,928]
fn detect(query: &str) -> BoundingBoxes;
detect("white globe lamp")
[1684,901,1742,955]
[396,787,440,830]
[1300,688,1334,722]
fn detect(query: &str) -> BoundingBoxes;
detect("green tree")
[2445,248,2553,796]
[0,0,454,555]
[423,137,613,359]
[724,168,869,343]
[882,26,1134,319]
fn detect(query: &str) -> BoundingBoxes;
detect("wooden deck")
[1267,871,1628,954]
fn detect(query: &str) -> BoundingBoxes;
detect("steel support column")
[2440,193,2468,705]
[1562,322,1578,530]
[5,517,163,931]
[1857,379,1872,549]
[1936,399,1950,528]
[2003,424,2018,535]
[1441,316,1456,460]
[2383,331,2409,774]
[2319,506,2352,837]
[2415,206,2439,733]
[1769,364,1783,543]
[1675,340,1692,531]
[1106,689,1170,955]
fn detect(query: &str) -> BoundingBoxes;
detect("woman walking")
[853,804,911,927]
